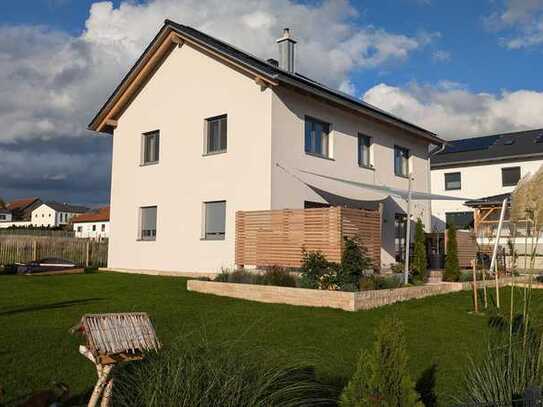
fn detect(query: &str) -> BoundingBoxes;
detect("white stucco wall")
[108,42,272,273]
[270,88,433,268]
[431,158,543,231]
[30,204,80,227]
[74,221,110,239]
[0,212,13,222]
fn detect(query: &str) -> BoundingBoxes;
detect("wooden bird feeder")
[72,312,161,407]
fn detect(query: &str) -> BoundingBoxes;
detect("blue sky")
[0,0,542,205]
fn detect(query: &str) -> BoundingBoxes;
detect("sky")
[1,0,543,206]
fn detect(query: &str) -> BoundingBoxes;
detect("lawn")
[0,271,540,405]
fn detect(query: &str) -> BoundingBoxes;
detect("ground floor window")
[394,213,407,262]
[445,211,473,230]
[203,201,226,240]
[140,206,157,241]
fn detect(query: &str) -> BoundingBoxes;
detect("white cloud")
[432,49,451,62]
[485,0,543,48]
[363,82,543,139]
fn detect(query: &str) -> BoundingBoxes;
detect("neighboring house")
[88,21,444,274]
[72,207,110,239]
[0,208,12,222]
[6,197,42,221]
[430,129,543,232]
[31,202,89,227]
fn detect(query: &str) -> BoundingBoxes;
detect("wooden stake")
[472,259,479,313]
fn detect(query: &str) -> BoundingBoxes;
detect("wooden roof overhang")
[88,26,278,135]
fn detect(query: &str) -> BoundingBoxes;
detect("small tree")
[443,223,460,282]
[412,218,427,282]
[338,236,373,291]
[340,317,422,407]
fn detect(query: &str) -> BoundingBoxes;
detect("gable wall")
[108,41,272,273]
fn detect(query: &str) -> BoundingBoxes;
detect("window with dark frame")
[140,206,157,241]
[92,224,96,232]
[142,131,160,164]
[444,172,461,190]
[394,145,409,177]
[77,226,82,232]
[445,211,474,230]
[358,134,372,168]
[305,116,330,157]
[502,167,521,187]
[101,224,106,232]
[205,115,227,154]
[203,201,226,240]
[394,213,407,262]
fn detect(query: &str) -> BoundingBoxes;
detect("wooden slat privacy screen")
[235,207,381,269]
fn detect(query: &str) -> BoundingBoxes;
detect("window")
[92,224,96,232]
[446,211,474,230]
[502,167,521,187]
[358,134,372,168]
[140,206,157,241]
[304,201,330,209]
[394,214,407,262]
[0,215,5,220]
[77,226,82,232]
[205,115,227,154]
[305,116,330,158]
[394,146,409,177]
[444,172,461,190]
[142,130,160,164]
[203,201,226,240]
[101,224,106,232]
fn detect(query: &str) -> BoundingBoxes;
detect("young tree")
[340,317,422,407]
[443,223,460,282]
[412,218,428,282]
[339,236,373,291]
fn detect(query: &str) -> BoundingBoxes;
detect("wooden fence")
[0,236,108,267]
[235,207,381,269]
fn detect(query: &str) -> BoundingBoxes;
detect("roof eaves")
[431,151,543,169]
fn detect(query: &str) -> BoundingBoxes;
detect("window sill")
[359,164,375,171]
[202,150,227,157]
[395,173,409,179]
[445,188,461,191]
[136,238,156,242]
[140,161,159,167]
[200,237,226,241]
[305,152,334,161]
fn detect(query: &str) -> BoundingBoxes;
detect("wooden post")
[85,240,90,267]
[32,240,37,261]
[472,259,479,313]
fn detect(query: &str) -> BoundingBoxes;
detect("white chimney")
[276,28,296,73]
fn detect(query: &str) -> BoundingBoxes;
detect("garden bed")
[187,276,526,311]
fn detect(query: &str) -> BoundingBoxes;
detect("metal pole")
[489,198,507,308]
[404,173,413,285]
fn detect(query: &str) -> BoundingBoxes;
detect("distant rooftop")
[431,128,543,168]
[72,207,110,223]
[43,201,89,213]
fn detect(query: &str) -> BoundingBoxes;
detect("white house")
[88,21,444,275]
[72,207,110,239]
[31,202,89,227]
[430,129,543,232]
[0,208,12,222]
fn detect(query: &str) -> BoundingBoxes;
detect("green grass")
[0,272,541,405]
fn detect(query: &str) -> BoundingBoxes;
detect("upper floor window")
[92,224,96,232]
[101,224,106,232]
[203,201,226,240]
[205,115,227,154]
[140,206,157,241]
[0,215,5,220]
[77,226,82,232]
[142,130,160,165]
[502,166,520,187]
[394,145,409,177]
[444,172,461,190]
[358,134,372,168]
[305,116,330,158]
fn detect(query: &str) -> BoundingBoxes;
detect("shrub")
[390,262,405,274]
[340,317,422,406]
[112,338,335,407]
[337,236,373,291]
[443,224,460,282]
[84,266,98,273]
[214,269,256,284]
[411,218,428,282]
[359,275,403,291]
[299,250,338,290]
[260,266,297,288]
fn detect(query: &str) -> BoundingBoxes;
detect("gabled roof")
[41,201,89,214]
[88,20,443,145]
[7,197,40,211]
[72,207,110,223]
[464,193,511,208]
[431,129,543,168]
